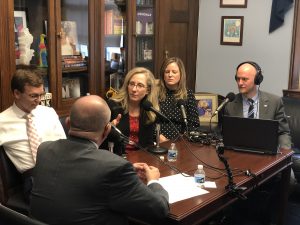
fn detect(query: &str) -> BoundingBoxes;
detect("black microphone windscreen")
[226,92,236,102]
[141,100,153,111]
[177,99,185,107]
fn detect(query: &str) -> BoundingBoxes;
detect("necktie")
[25,114,41,162]
[248,99,254,118]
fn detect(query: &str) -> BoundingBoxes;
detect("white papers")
[204,181,217,188]
[159,174,210,204]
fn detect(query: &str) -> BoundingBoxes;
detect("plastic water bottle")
[194,165,205,185]
[167,143,178,162]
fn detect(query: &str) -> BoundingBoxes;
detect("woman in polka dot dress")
[158,57,200,142]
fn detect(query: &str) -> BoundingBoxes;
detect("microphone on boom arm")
[177,99,188,127]
[212,92,236,117]
[141,100,168,154]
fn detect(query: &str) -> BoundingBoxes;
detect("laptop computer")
[222,116,279,155]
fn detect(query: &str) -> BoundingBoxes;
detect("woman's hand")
[159,134,169,143]
[111,114,122,126]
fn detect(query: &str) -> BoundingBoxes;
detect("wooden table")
[127,140,293,225]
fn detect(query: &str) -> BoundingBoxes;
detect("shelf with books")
[136,0,154,7]
[104,8,126,36]
[62,66,88,73]
[136,37,153,63]
[136,8,153,35]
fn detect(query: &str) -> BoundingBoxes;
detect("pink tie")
[25,114,41,162]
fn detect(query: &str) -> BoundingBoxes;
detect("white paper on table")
[159,173,209,204]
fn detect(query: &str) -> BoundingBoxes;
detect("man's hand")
[133,163,160,182]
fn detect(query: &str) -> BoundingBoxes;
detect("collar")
[89,140,99,148]
[166,88,176,94]
[12,102,34,119]
[242,92,259,104]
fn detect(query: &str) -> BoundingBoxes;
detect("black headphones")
[235,61,263,85]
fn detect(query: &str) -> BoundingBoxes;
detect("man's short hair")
[11,65,44,93]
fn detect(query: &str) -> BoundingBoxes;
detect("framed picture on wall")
[194,93,218,123]
[220,16,244,46]
[220,0,247,8]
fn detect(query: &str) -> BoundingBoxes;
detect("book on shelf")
[105,0,125,4]
[136,0,153,6]
[105,9,114,35]
[143,49,152,60]
[62,78,81,99]
[136,8,154,35]
[61,21,80,56]
[62,54,87,68]
[40,92,52,107]
[136,39,153,61]
[105,9,125,35]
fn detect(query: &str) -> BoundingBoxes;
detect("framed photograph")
[220,0,247,8]
[14,10,27,64]
[194,93,218,123]
[220,16,244,46]
[61,21,79,55]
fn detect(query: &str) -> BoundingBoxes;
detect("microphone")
[141,100,168,154]
[212,92,235,117]
[177,99,188,126]
[141,100,168,122]
[110,124,136,146]
[147,124,168,154]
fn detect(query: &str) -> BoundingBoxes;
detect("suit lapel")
[233,94,244,117]
[259,92,269,119]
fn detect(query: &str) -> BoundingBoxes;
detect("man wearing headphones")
[223,61,293,224]
[225,61,292,149]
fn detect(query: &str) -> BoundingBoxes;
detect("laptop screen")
[222,116,279,155]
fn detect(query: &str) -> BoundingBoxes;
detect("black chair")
[282,97,300,176]
[0,146,29,215]
[0,204,47,225]
[59,115,69,136]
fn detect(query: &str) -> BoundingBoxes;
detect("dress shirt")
[242,94,259,119]
[0,103,66,172]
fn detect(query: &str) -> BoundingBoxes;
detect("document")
[159,173,209,204]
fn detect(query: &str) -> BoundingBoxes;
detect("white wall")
[196,0,295,96]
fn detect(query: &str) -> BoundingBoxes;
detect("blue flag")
[269,0,294,33]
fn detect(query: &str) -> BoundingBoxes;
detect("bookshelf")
[0,0,199,114]
[135,0,155,72]
[104,0,126,93]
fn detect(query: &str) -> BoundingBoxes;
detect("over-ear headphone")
[235,61,263,85]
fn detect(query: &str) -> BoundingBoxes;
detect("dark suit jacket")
[30,136,169,225]
[104,99,156,154]
[224,91,292,149]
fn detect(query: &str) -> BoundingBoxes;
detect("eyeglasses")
[26,93,45,100]
[128,82,147,90]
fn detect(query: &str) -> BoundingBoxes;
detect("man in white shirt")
[0,65,66,202]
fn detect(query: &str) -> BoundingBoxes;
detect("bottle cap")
[198,165,203,169]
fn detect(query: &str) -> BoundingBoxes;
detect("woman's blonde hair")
[158,57,187,101]
[111,67,159,123]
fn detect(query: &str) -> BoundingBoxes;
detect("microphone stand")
[216,143,247,200]
[147,123,168,154]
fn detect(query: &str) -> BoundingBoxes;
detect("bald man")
[221,62,294,225]
[225,61,291,149]
[30,95,169,225]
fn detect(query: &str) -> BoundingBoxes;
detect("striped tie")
[25,114,41,162]
[248,99,254,118]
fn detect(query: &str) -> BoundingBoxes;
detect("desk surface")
[126,141,293,225]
